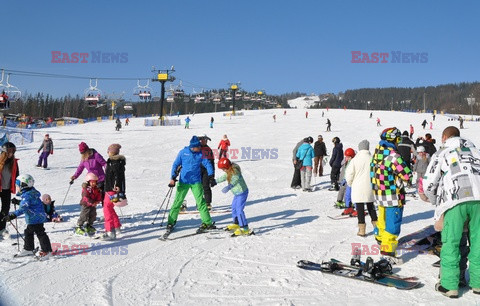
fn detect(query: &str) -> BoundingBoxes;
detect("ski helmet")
[380,127,401,143]
[15,174,35,190]
[344,148,356,158]
[332,137,340,144]
[85,172,98,182]
[2,142,16,154]
[218,157,232,169]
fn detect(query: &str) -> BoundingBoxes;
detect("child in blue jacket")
[3,174,52,258]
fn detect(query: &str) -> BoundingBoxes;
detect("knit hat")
[358,139,369,151]
[108,143,121,155]
[189,136,201,148]
[417,146,425,153]
[78,142,89,153]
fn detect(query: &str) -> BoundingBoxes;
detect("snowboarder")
[70,142,107,201]
[185,116,191,129]
[42,194,62,222]
[296,137,314,192]
[0,142,19,240]
[398,131,416,177]
[326,119,331,132]
[36,133,53,169]
[199,136,214,210]
[3,174,53,258]
[313,135,327,177]
[218,135,230,159]
[371,127,412,262]
[216,158,252,236]
[421,119,427,129]
[101,144,126,240]
[424,126,480,298]
[346,140,377,236]
[210,117,214,128]
[329,137,343,191]
[166,136,217,233]
[75,172,102,236]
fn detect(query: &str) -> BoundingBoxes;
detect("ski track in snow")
[1,109,480,305]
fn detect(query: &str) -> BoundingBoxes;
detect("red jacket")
[0,158,19,194]
[218,139,230,151]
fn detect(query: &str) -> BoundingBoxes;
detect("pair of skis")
[159,226,255,241]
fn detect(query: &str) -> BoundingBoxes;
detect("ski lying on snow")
[159,228,225,241]
[179,209,231,215]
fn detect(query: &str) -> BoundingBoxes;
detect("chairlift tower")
[467,94,476,120]
[229,82,241,115]
[151,66,175,125]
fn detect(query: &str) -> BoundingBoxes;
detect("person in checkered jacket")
[370,127,413,262]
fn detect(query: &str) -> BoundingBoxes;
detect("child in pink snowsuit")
[101,144,126,241]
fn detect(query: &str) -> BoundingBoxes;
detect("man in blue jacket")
[167,136,217,232]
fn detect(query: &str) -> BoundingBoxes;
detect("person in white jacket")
[346,140,378,237]
[424,126,480,298]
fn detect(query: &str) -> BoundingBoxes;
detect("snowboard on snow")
[297,259,421,290]
[397,225,439,253]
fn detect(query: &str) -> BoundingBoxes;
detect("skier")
[291,138,304,189]
[296,137,314,192]
[218,134,230,159]
[165,136,217,233]
[369,112,373,119]
[0,142,19,240]
[313,135,327,177]
[42,194,62,222]
[346,140,377,236]
[210,117,214,128]
[75,172,102,236]
[409,124,414,139]
[424,126,480,298]
[322,111,324,117]
[199,136,215,210]
[273,114,276,122]
[216,158,252,236]
[102,143,126,240]
[36,133,53,169]
[376,118,381,126]
[70,142,107,201]
[326,119,331,132]
[371,127,412,263]
[185,116,191,129]
[3,174,52,258]
[421,119,427,129]
[115,118,122,131]
[430,122,433,130]
[432,114,436,121]
[305,111,308,119]
[328,137,343,191]
[284,110,287,115]
[125,118,129,126]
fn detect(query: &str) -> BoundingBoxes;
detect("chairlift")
[124,104,133,111]
[235,91,243,99]
[0,71,22,109]
[212,94,222,104]
[84,79,103,108]
[225,93,233,102]
[243,93,251,101]
[133,79,152,101]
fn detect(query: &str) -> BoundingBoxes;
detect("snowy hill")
[1,109,479,305]
[287,95,320,108]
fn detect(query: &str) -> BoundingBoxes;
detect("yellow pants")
[375,205,403,254]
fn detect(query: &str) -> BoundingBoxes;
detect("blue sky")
[1,0,479,98]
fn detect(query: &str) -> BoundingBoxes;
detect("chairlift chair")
[84,79,103,107]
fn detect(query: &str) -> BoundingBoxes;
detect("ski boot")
[206,203,212,211]
[180,201,187,212]
[85,225,96,235]
[101,231,116,241]
[225,224,240,231]
[196,222,216,234]
[334,201,345,209]
[341,207,354,216]
[232,227,254,236]
[75,226,86,236]
[37,250,51,260]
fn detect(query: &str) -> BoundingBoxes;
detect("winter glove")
[11,198,21,205]
[168,180,176,188]
[221,184,232,194]
[50,151,53,155]
[2,213,16,222]
[37,150,40,153]
[209,176,217,187]
[69,180,74,185]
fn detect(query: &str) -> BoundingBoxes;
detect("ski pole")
[53,181,73,229]
[159,188,173,227]
[151,187,173,225]
[13,203,19,251]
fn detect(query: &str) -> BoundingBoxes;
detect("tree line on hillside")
[312,82,480,115]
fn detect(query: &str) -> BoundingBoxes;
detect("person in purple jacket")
[70,142,107,198]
